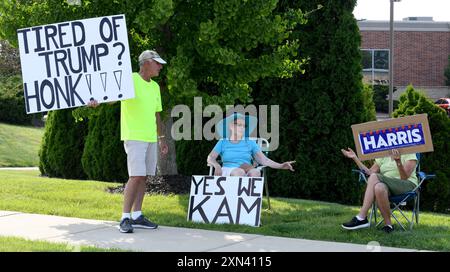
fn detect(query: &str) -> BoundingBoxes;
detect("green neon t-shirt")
[120,72,162,142]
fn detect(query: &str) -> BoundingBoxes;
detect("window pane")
[374,50,389,70]
[361,50,372,70]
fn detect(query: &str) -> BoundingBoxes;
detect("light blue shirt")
[213,139,261,168]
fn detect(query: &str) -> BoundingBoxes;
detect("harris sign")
[351,114,433,160]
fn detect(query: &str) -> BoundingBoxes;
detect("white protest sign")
[187,176,264,227]
[17,14,134,114]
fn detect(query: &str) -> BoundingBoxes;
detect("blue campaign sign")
[351,114,433,161]
[359,124,425,155]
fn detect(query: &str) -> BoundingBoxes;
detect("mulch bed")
[107,175,191,195]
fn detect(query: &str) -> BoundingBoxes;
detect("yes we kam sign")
[351,114,433,161]
[187,176,264,227]
[17,15,134,114]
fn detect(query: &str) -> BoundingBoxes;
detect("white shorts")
[123,140,157,177]
[221,167,238,176]
[220,167,261,177]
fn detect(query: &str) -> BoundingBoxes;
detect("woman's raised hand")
[341,147,357,159]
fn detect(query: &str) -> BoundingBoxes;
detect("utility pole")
[389,0,401,117]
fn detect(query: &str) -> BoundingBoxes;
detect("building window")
[361,49,389,85]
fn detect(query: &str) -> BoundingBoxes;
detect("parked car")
[435,98,450,116]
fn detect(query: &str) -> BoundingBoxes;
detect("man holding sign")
[89,50,168,233]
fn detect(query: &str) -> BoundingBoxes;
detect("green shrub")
[39,109,87,179]
[361,84,377,122]
[176,138,215,176]
[0,75,43,125]
[81,103,128,182]
[372,84,399,113]
[393,85,450,213]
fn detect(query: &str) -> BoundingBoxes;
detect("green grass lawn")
[0,170,449,251]
[0,236,126,252]
[0,123,44,167]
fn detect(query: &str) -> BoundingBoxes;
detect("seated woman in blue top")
[207,113,295,177]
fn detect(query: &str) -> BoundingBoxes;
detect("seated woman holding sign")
[207,113,295,177]
[341,147,417,233]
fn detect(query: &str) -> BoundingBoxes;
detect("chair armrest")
[352,169,365,174]
[352,169,368,184]
[207,163,217,176]
[418,171,436,180]
[256,165,267,171]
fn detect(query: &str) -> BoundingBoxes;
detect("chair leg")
[263,171,271,210]
[397,207,412,227]
[373,203,377,224]
[416,193,420,225]
[391,209,406,231]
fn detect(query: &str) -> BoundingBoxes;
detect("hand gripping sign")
[351,114,433,161]
[17,14,134,114]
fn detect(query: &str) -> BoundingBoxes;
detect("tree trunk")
[157,112,178,175]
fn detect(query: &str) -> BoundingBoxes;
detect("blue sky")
[353,0,450,21]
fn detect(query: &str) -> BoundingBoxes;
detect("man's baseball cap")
[138,50,167,64]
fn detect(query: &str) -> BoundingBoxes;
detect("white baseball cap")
[138,50,167,64]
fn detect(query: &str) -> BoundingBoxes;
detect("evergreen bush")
[393,85,450,213]
[81,103,128,182]
[39,109,87,179]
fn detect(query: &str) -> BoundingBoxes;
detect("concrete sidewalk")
[0,210,424,252]
[0,167,39,171]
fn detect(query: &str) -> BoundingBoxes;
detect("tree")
[0,40,21,78]
[0,0,307,178]
[0,41,42,125]
[252,0,369,205]
[393,85,450,213]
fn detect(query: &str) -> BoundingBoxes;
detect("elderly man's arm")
[86,99,117,107]
[156,112,168,155]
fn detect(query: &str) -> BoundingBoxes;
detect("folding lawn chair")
[353,153,436,230]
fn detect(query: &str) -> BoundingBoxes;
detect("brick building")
[358,18,450,100]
